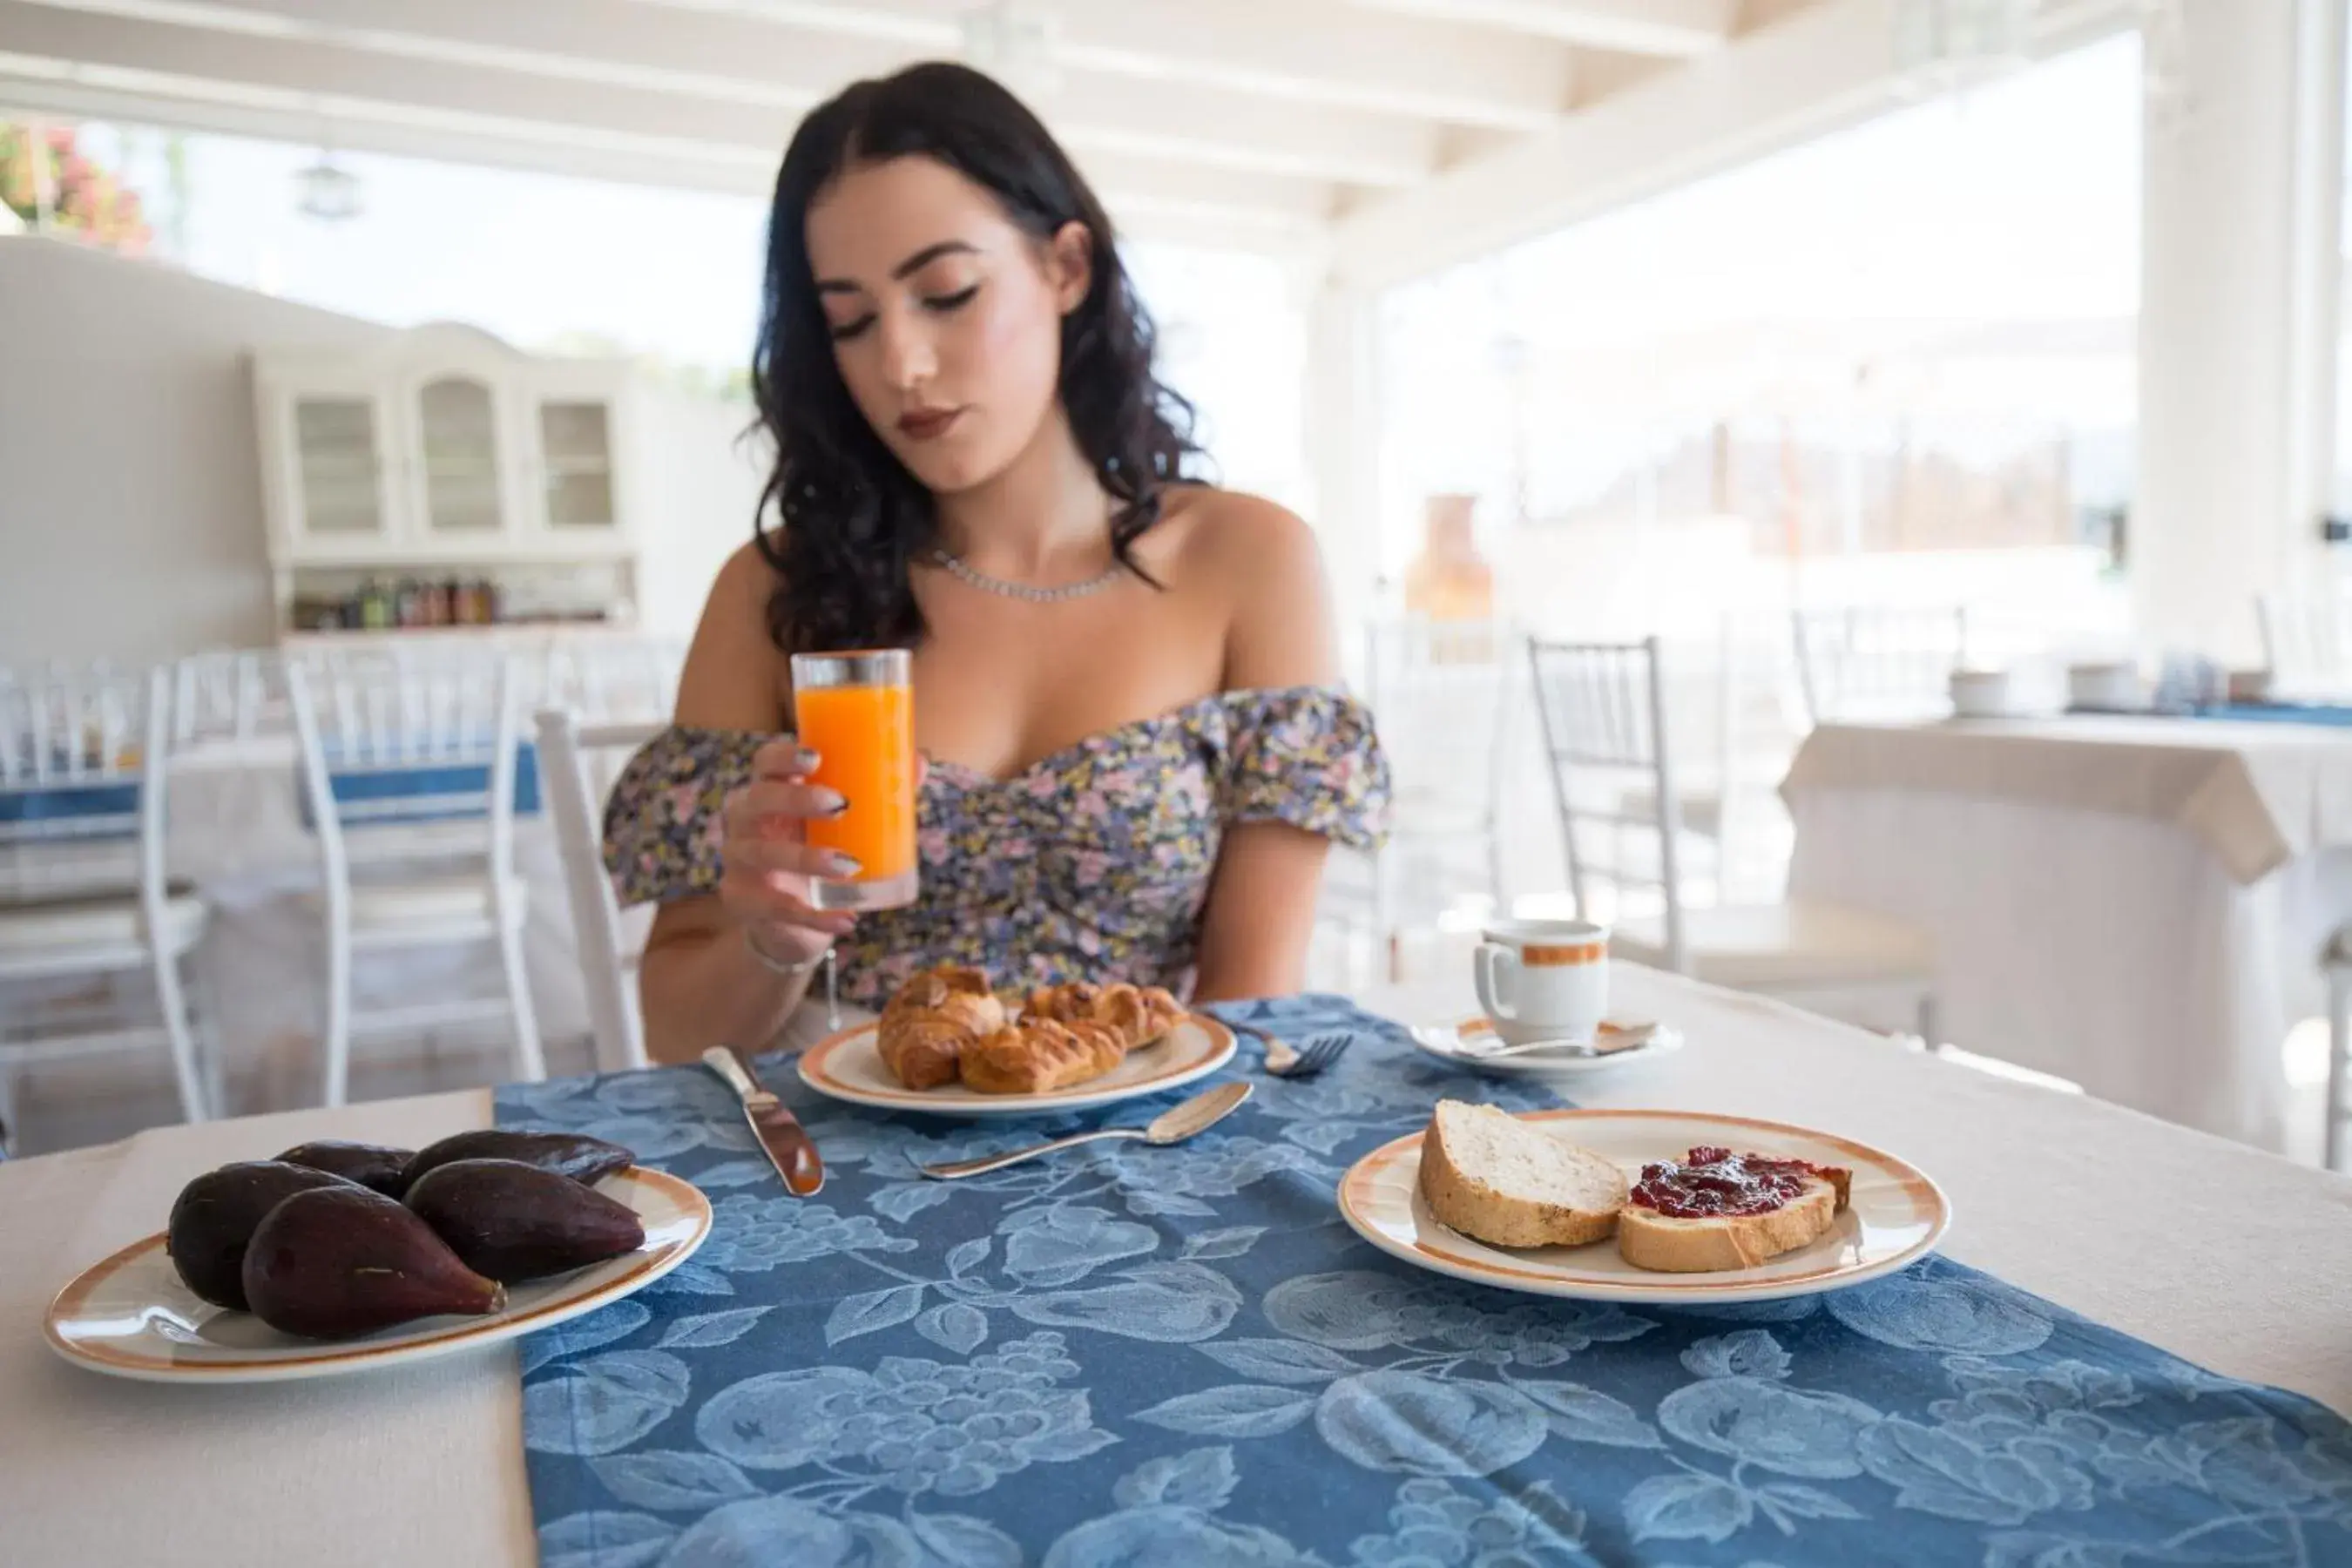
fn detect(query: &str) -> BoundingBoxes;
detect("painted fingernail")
[795,747,821,772]
[826,852,863,876]
[815,790,848,816]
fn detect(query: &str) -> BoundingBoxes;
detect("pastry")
[877,965,1006,1090]
[1024,981,1184,1050]
[960,1018,1128,1095]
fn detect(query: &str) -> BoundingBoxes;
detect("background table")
[5,734,604,1117]
[1783,717,2352,1154]
[6,966,2349,1566]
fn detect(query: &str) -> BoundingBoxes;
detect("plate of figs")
[44,1129,712,1383]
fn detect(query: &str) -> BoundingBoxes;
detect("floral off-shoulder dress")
[601,685,1390,1009]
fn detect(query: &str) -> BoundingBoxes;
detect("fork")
[1227,1019,1355,1080]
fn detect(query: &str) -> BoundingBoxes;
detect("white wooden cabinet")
[254,324,639,566]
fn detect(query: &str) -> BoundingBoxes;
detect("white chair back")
[2258,589,2352,696]
[1790,606,1968,726]
[0,665,170,905]
[172,649,284,746]
[1362,618,1511,822]
[285,649,524,878]
[1526,636,1688,972]
[0,666,212,1124]
[548,639,686,726]
[535,708,661,1072]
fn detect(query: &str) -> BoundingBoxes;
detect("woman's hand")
[717,740,862,968]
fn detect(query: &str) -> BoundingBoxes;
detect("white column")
[2134,0,2346,662]
[1301,274,1384,667]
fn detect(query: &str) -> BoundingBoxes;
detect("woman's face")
[805,155,1089,497]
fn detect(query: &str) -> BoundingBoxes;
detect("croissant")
[1025,981,1184,1050]
[877,966,1006,1091]
[960,1018,1128,1095]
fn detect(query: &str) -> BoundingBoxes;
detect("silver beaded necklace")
[932,546,1125,603]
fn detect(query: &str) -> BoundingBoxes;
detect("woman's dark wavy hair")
[751,61,1204,654]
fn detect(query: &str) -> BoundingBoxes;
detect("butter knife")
[702,1046,824,1196]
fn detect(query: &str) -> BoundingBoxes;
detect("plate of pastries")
[795,965,1236,1116]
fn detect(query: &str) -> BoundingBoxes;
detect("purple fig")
[404,1159,646,1283]
[402,1131,634,1191]
[275,1140,416,1198]
[242,1186,506,1339]
[166,1160,362,1310]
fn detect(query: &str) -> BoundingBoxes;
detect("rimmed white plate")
[1409,1017,1684,1078]
[46,1166,712,1384]
[799,1013,1236,1118]
[1338,1108,1949,1305]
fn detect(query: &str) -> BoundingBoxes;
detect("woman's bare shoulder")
[675,539,791,729]
[1159,484,1324,594]
[1158,486,1336,686]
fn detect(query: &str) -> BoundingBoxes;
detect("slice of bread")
[1618,1173,1847,1273]
[1418,1100,1628,1248]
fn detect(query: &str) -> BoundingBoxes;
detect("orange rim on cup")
[790,649,920,912]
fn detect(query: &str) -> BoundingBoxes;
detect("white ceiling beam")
[0,0,1436,184]
[0,64,1320,255]
[0,54,1328,252]
[1344,0,1737,55]
[1328,0,2137,291]
[625,0,1572,132]
[1057,1,1571,132]
[0,57,780,192]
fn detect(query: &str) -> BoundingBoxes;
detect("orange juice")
[790,651,918,910]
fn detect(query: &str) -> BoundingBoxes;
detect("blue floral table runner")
[497,994,2352,1568]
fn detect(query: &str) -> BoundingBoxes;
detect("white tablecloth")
[5,966,2349,1567]
[1784,719,2352,1152]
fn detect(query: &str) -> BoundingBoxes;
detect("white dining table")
[5,964,2349,1567]
[1783,716,2352,1156]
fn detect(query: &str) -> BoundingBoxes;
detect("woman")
[606,62,1389,1063]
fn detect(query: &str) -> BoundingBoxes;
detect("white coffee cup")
[1474,918,1610,1045]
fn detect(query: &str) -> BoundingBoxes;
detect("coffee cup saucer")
[1409,1016,1683,1078]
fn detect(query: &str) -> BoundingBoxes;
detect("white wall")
[632,387,769,644]
[0,234,391,666]
[0,234,767,665]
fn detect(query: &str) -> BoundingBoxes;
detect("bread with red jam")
[1418,1100,1628,1248]
[1617,1146,1852,1273]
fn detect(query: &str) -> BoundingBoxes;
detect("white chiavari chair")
[1790,605,1970,727]
[0,665,212,1143]
[1529,635,1938,1039]
[286,649,544,1105]
[535,707,663,1073]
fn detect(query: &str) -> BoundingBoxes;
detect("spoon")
[1444,1021,1662,1060]
[915,1081,1253,1180]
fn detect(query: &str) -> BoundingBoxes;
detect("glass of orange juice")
[789,649,919,911]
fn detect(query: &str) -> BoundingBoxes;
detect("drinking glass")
[788,650,919,911]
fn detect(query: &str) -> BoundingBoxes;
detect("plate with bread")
[1338,1101,1949,1304]
[798,966,1236,1116]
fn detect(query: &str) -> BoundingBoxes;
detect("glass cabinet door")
[416,375,504,536]
[290,395,389,539]
[537,398,619,531]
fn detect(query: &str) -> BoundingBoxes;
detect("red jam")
[1630,1146,1827,1220]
